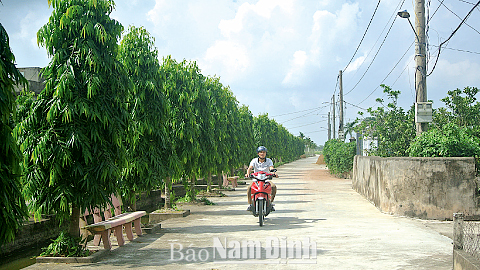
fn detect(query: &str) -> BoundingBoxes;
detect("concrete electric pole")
[398,1,429,136]
[415,0,427,136]
[327,112,331,140]
[332,95,336,139]
[338,70,344,140]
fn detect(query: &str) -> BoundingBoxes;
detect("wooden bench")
[223,175,239,188]
[80,194,146,250]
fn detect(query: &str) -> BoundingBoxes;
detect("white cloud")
[282,50,308,86]
[308,3,360,62]
[202,40,250,80]
[344,54,366,73]
[218,0,295,38]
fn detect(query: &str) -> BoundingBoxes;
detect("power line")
[287,119,327,129]
[344,0,406,96]
[344,0,405,88]
[344,101,368,111]
[427,0,480,76]
[350,0,444,106]
[439,0,480,35]
[270,105,328,118]
[302,129,328,135]
[343,0,382,73]
[280,105,329,124]
[430,44,480,54]
[355,41,414,105]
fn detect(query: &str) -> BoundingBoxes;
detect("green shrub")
[407,123,480,157]
[407,123,480,173]
[40,231,89,257]
[323,139,356,177]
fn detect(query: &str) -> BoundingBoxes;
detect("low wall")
[0,216,67,257]
[454,249,480,270]
[352,155,478,220]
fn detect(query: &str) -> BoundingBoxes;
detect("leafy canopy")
[118,25,171,203]
[355,84,415,157]
[17,0,128,227]
[0,22,28,245]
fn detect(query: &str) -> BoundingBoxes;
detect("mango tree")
[17,0,128,237]
[0,22,28,245]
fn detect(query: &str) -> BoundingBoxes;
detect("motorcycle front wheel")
[258,199,264,226]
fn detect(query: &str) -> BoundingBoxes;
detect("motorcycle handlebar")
[249,172,278,180]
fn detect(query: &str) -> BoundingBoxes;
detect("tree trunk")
[69,204,81,238]
[207,172,212,193]
[217,171,223,187]
[165,177,171,209]
[186,176,196,201]
[126,192,137,211]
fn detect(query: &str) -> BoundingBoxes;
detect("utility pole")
[338,70,344,140]
[327,112,331,140]
[415,0,427,135]
[332,95,336,139]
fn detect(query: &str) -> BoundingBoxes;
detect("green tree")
[253,114,304,163]
[118,25,171,209]
[17,0,128,237]
[344,120,357,139]
[433,86,480,138]
[237,105,254,168]
[159,56,202,207]
[0,22,28,245]
[355,84,415,157]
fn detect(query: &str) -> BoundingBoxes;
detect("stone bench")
[80,194,146,250]
[223,175,239,188]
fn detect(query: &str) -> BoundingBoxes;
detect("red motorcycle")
[250,170,277,226]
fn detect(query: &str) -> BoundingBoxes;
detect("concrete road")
[26,156,453,269]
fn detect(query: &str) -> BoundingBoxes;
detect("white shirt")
[249,157,274,173]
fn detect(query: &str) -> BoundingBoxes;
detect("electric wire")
[280,105,329,124]
[429,44,480,54]
[459,0,480,11]
[344,101,368,111]
[343,0,382,73]
[344,0,405,87]
[287,119,327,130]
[302,129,328,135]
[439,0,480,35]
[344,0,406,96]
[352,0,444,107]
[270,104,328,118]
[356,41,414,105]
[427,0,480,76]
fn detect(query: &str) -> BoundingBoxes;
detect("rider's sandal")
[247,204,253,211]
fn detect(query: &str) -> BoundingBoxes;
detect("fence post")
[453,212,464,250]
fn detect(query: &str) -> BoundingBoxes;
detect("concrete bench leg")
[113,226,125,246]
[93,234,102,246]
[100,229,112,250]
[124,222,134,241]
[134,218,143,236]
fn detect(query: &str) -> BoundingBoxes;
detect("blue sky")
[2,0,480,145]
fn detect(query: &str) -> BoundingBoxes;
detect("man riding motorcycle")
[245,146,278,211]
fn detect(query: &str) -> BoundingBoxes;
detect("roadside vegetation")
[324,84,480,176]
